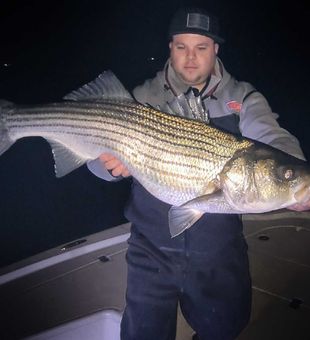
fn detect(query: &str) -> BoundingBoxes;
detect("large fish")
[1,71,310,237]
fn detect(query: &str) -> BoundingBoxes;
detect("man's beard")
[177,71,207,88]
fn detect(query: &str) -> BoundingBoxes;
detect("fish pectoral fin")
[47,139,88,177]
[204,181,220,194]
[168,205,203,238]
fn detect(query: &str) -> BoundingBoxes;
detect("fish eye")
[284,169,294,179]
[277,166,296,181]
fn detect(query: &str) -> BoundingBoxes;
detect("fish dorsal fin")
[46,139,88,177]
[162,90,209,123]
[63,70,133,102]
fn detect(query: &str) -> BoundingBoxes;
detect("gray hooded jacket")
[134,58,304,158]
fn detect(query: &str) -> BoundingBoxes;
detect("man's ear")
[215,43,219,55]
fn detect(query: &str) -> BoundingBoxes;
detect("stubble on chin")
[177,71,206,88]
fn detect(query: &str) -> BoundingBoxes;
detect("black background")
[0,0,309,267]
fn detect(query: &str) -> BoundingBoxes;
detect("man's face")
[169,34,219,90]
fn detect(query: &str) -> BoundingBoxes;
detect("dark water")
[0,1,309,267]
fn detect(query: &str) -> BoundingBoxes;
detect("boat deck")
[0,211,309,339]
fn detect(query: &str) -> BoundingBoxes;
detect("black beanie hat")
[168,7,225,44]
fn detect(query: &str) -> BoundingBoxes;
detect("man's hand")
[287,201,310,212]
[287,187,310,211]
[99,153,131,178]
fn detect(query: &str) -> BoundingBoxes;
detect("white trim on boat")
[0,233,130,285]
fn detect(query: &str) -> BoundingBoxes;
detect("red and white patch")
[226,100,242,113]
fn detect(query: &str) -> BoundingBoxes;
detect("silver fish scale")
[4,99,253,206]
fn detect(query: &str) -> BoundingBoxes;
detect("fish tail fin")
[0,100,15,155]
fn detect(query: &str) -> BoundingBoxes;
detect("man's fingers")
[287,202,310,212]
[98,153,130,177]
[121,168,131,177]
[99,153,115,162]
[111,165,123,177]
[105,158,122,170]
[99,154,121,170]
[111,165,130,177]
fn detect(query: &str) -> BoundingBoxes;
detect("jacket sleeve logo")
[226,100,242,113]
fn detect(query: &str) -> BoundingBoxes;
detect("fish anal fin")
[46,139,88,177]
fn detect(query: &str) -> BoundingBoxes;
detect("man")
[88,7,310,340]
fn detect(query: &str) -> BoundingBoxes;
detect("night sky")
[0,0,309,267]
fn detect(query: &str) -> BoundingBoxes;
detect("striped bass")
[1,71,310,237]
